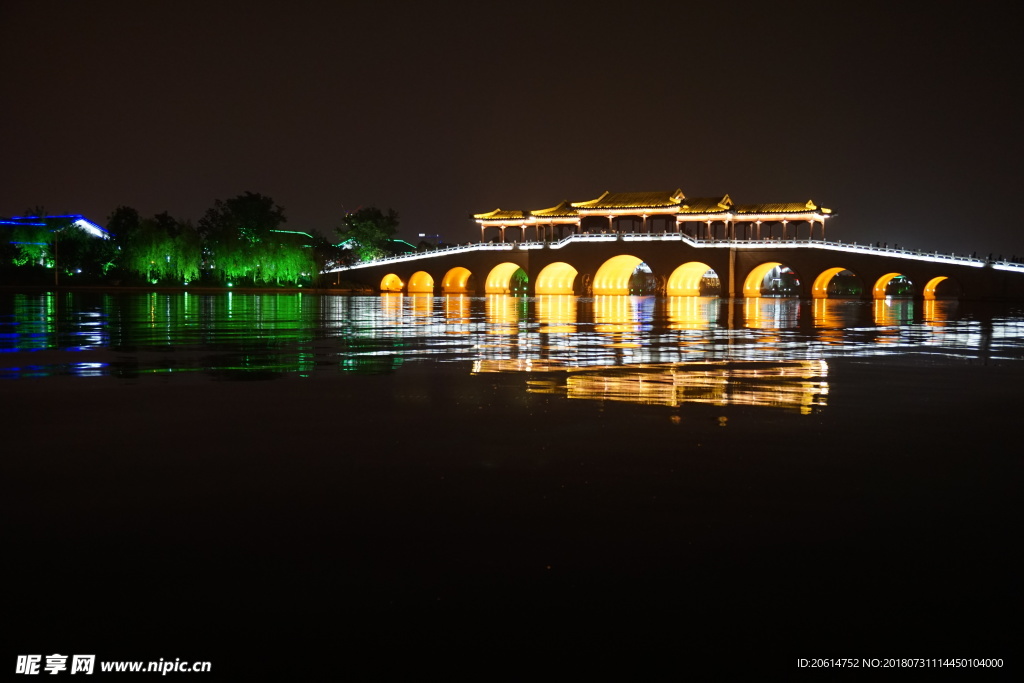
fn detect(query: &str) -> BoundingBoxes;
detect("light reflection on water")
[2,292,1023,408]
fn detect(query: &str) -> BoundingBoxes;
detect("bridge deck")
[333,234,1023,274]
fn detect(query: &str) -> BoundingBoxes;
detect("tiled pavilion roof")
[572,189,686,211]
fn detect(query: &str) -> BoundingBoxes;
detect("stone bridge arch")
[334,237,1024,299]
[742,261,802,297]
[536,262,579,295]
[408,270,435,294]
[485,262,529,294]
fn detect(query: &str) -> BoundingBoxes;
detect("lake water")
[4,290,1021,675]
[4,291,1024,381]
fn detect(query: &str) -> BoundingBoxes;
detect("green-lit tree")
[9,220,52,267]
[252,231,316,285]
[337,207,399,262]
[199,192,287,283]
[121,212,202,283]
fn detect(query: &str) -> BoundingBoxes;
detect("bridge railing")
[333,233,1023,272]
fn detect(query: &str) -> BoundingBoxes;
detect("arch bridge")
[331,234,1024,301]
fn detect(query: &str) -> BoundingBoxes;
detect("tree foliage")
[199,191,286,246]
[56,222,118,277]
[10,221,52,266]
[337,207,399,262]
[108,205,141,245]
[4,192,359,287]
[199,192,303,283]
[120,212,201,283]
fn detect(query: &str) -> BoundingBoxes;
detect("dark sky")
[3,1,1021,256]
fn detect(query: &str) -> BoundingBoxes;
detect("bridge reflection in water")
[369,293,974,369]
[476,359,829,414]
[5,289,1008,382]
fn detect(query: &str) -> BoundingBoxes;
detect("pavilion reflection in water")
[473,359,829,414]
[1,289,990,382]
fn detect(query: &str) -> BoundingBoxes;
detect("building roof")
[530,200,578,218]
[475,191,833,222]
[733,200,828,215]
[572,189,686,210]
[1,214,110,238]
[473,208,528,221]
[678,195,733,214]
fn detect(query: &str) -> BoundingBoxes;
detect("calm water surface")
[5,290,1022,673]
[3,290,1023,387]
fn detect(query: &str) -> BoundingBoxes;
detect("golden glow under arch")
[536,294,577,333]
[380,273,403,292]
[593,255,644,295]
[667,262,713,296]
[743,262,782,298]
[922,276,948,300]
[408,270,434,294]
[536,262,578,295]
[872,272,907,299]
[442,267,473,294]
[485,262,524,294]
[811,267,848,299]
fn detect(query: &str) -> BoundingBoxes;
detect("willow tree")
[199,192,287,283]
[254,232,315,285]
[122,213,202,283]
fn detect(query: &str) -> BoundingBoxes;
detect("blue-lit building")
[1,214,110,239]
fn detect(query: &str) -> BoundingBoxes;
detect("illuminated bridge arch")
[485,262,528,294]
[408,270,434,294]
[667,261,716,296]
[923,276,958,300]
[872,272,914,299]
[536,262,578,295]
[442,267,474,294]
[811,267,863,299]
[380,273,403,292]
[743,262,802,297]
[593,255,646,295]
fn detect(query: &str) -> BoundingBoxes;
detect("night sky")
[3,1,1022,257]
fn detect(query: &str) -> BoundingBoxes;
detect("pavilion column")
[642,214,648,234]
[608,215,614,234]
[500,226,506,243]
[782,220,789,240]
[706,220,712,240]
[756,220,762,240]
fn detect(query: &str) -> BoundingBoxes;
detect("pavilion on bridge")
[473,189,833,243]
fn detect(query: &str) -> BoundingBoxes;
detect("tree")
[55,221,118,279]
[252,231,316,285]
[337,207,399,262]
[10,220,51,267]
[10,210,75,269]
[199,191,286,246]
[198,192,287,282]
[107,205,141,246]
[120,212,202,283]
